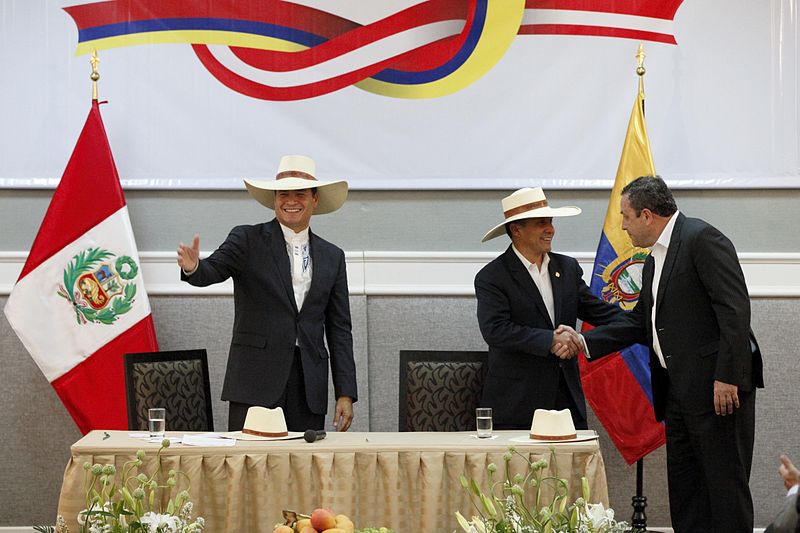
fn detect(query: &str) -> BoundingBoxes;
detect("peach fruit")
[310,508,337,532]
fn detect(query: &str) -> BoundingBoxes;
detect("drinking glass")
[476,407,493,438]
[148,407,166,438]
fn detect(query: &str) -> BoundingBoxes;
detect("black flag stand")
[626,44,653,533]
[626,459,650,532]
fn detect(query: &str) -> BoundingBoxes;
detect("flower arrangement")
[455,447,628,533]
[37,439,204,533]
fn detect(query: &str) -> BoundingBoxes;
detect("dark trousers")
[555,370,588,430]
[495,370,588,430]
[664,384,755,533]
[228,347,325,432]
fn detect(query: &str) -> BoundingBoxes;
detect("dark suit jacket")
[475,247,623,427]
[583,214,763,421]
[181,219,357,415]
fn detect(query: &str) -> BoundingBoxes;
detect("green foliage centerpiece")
[37,439,204,533]
[455,448,628,533]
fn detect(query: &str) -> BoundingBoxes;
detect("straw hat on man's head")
[244,155,348,215]
[482,187,581,242]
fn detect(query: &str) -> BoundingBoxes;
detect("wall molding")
[2,251,799,297]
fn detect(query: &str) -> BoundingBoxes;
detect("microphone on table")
[304,429,327,443]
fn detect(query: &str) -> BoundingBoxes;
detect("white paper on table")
[147,436,182,444]
[181,434,236,447]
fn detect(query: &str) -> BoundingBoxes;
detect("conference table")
[57,430,608,532]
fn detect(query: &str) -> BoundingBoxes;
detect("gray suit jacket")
[765,490,800,533]
[181,219,357,414]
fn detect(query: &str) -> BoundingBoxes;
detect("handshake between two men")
[550,325,584,360]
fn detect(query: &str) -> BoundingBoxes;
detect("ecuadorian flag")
[579,49,667,464]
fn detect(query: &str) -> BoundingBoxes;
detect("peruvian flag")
[3,100,158,434]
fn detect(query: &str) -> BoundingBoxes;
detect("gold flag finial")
[635,43,646,77]
[90,50,100,101]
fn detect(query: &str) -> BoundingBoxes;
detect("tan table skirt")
[57,430,608,532]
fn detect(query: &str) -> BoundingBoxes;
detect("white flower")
[140,512,183,532]
[583,502,614,529]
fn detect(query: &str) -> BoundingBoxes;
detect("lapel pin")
[555,272,560,278]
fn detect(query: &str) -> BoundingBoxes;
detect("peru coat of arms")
[57,247,139,325]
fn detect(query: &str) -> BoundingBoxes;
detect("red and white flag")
[3,100,158,434]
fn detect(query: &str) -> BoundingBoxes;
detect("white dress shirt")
[279,223,312,311]
[512,246,555,326]
[581,211,681,361]
[649,210,680,369]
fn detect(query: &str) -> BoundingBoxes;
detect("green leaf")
[479,493,497,518]
[113,297,132,315]
[122,486,136,511]
[581,476,591,502]
[454,511,471,532]
[470,478,482,497]
[124,283,137,300]
[95,308,116,324]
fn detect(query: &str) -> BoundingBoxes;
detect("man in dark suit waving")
[571,175,764,533]
[177,155,357,433]
[474,187,622,430]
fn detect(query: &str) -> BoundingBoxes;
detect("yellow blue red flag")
[578,56,667,464]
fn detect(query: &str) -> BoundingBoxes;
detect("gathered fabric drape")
[58,431,608,532]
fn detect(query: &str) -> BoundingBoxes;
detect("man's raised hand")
[177,234,200,273]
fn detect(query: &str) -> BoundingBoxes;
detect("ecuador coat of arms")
[57,247,139,325]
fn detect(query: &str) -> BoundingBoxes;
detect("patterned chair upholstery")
[124,349,214,432]
[399,350,488,432]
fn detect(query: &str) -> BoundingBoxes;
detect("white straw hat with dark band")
[244,155,348,215]
[482,187,581,242]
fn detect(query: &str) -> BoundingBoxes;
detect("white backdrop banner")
[0,0,797,190]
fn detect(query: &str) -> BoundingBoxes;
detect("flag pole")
[626,43,652,533]
[90,49,99,101]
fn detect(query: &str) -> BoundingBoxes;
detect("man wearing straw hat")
[475,187,622,430]
[177,155,357,433]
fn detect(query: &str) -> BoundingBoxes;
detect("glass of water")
[476,407,493,438]
[148,407,166,438]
